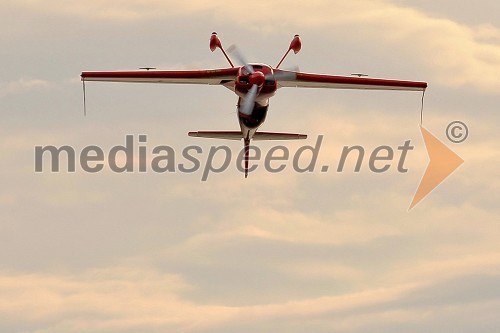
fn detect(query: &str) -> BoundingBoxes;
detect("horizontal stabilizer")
[188,131,307,141]
[253,132,307,140]
[188,131,242,140]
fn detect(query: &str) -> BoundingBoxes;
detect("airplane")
[81,32,427,178]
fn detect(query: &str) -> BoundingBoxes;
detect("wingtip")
[82,79,87,117]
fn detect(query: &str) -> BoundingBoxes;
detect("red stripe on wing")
[81,67,239,80]
[296,72,427,89]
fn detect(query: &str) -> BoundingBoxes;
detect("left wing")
[81,68,239,86]
[275,70,427,91]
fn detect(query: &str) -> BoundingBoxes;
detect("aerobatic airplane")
[81,33,427,177]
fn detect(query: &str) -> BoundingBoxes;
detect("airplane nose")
[249,71,265,86]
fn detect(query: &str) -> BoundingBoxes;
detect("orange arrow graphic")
[409,126,464,210]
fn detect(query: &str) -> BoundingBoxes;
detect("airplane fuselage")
[234,63,277,140]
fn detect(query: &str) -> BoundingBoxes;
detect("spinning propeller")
[210,33,302,116]
[227,44,299,116]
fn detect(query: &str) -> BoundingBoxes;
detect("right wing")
[275,69,427,91]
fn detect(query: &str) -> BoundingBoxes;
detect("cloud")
[0,267,235,332]
[1,1,499,332]
[386,253,500,286]
[0,78,51,97]
[6,0,219,21]
[1,252,498,332]
[174,215,398,252]
[0,266,422,332]
[4,0,500,94]
[6,0,499,94]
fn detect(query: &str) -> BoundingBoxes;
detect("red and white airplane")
[81,33,427,177]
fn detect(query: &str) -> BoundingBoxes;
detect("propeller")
[264,66,299,81]
[228,45,259,116]
[227,45,254,74]
[240,84,258,116]
[228,45,298,116]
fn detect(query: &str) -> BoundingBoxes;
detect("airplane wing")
[275,69,427,91]
[81,68,239,86]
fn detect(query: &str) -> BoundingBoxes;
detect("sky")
[1,0,499,332]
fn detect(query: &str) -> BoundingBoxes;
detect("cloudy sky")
[1,1,499,332]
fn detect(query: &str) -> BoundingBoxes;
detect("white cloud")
[1,253,498,332]
[0,266,418,332]
[6,0,499,93]
[0,267,236,332]
[0,78,51,97]
[6,0,220,21]
[1,1,499,332]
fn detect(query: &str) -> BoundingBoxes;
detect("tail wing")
[187,131,307,140]
[188,130,307,178]
[253,132,307,140]
[188,131,242,140]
